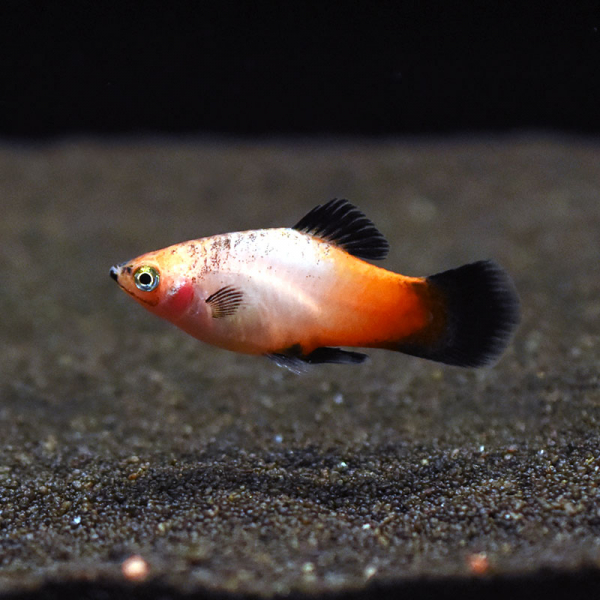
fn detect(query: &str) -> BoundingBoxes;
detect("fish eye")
[134,266,160,292]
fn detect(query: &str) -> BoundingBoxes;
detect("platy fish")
[110,199,519,371]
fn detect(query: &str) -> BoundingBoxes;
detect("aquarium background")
[2,4,600,600]
[1,3,599,138]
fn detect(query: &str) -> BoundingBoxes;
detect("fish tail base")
[395,260,520,367]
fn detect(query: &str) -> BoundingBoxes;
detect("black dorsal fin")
[293,199,389,260]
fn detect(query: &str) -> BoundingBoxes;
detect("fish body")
[111,200,519,370]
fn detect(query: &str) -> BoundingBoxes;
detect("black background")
[2,1,600,138]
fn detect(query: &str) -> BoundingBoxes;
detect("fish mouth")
[109,263,158,307]
[110,262,130,283]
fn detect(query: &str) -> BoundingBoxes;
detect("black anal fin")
[305,347,368,364]
[267,344,368,373]
[206,285,244,318]
[293,199,389,260]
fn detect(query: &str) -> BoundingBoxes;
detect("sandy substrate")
[1,137,599,598]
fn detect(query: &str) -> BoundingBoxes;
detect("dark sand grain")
[1,137,600,598]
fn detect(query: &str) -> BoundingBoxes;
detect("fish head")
[110,248,196,320]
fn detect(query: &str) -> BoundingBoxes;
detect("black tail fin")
[400,261,520,367]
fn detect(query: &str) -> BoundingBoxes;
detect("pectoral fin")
[206,286,244,318]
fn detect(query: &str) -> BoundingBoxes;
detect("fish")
[110,199,519,372]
